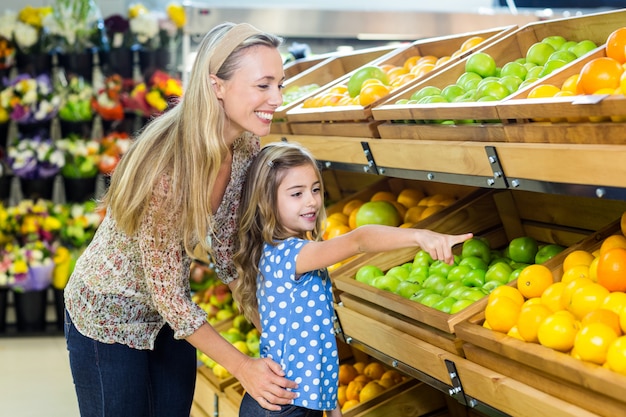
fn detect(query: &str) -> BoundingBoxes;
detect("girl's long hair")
[233,142,326,323]
[103,23,282,258]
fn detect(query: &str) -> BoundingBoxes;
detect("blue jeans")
[239,392,323,417]
[64,310,196,417]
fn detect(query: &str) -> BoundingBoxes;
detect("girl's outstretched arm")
[297,225,472,275]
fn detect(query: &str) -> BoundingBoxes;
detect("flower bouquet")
[9,240,56,292]
[58,75,95,124]
[0,245,16,288]
[91,74,126,122]
[98,131,131,176]
[52,200,103,249]
[7,134,64,180]
[0,36,16,73]
[44,0,107,55]
[123,70,182,118]
[56,136,100,179]
[9,7,54,56]
[0,73,61,128]
[3,199,62,245]
[102,14,134,78]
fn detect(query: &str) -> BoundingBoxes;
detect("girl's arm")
[296,225,472,275]
[186,322,297,411]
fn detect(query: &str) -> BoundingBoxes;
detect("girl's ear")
[210,75,224,99]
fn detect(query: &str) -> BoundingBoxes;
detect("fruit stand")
[252,8,626,417]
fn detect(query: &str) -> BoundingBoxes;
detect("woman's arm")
[187,322,297,410]
[297,225,472,275]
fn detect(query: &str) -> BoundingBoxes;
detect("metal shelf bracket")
[485,146,508,189]
[361,141,380,175]
[445,359,469,405]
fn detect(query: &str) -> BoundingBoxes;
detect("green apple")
[420,293,445,308]
[548,50,577,64]
[526,65,544,80]
[413,250,434,267]
[539,59,567,77]
[500,61,528,80]
[519,77,539,90]
[461,287,488,302]
[408,265,430,284]
[482,280,503,293]
[461,268,486,287]
[526,42,556,66]
[448,286,470,300]
[450,299,475,314]
[410,86,442,102]
[461,238,491,264]
[465,52,497,78]
[355,265,384,285]
[459,255,488,271]
[447,264,472,282]
[429,260,454,279]
[541,35,567,51]
[569,40,598,58]
[422,275,449,293]
[433,296,458,313]
[372,274,401,292]
[559,40,577,51]
[347,65,389,97]
[395,281,423,299]
[500,74,524,94]
[475,80,510,100]
[535,244,566,264]
[442,280,465,297]
[385,265,410,281]
[456,71,483,90]
[441,84,466,102]
[418,95,449,104]
[485,262,514,284]
[508,236,539,264]
[410,288,437,303]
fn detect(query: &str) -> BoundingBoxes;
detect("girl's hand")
[417,230,473,265]
[234,356,298,411]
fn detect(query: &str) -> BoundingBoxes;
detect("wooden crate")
[454,218,626,417]
[285,27,515,138]
[333,190,626,344]
[351,381,446,417]
[371,8,626,141]
[497,46,626,144]
[272,45,398,134]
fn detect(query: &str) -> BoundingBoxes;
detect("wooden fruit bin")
[285,27,516,138]
[372,8,626,142]
[333,190,626,354]
[497,46,626,144]
[272,45,399,135]
[455,219,626,417]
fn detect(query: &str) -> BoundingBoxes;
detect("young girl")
[233,142,473,416]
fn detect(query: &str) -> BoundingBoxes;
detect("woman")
[64,22,297,416]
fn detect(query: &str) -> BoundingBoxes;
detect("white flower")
[130,11,159,45]
[14,21,38,50]
[0,10,18,40]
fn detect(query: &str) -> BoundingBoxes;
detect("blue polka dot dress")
[258,238,339,411]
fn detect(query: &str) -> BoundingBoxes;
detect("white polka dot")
[278,301,287,309]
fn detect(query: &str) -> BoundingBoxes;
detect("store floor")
[0,336,80,417]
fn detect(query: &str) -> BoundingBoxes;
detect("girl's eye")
[313,187,321,194]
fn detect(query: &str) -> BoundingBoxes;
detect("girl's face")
[276,164,322,237]
[214,45,284,142]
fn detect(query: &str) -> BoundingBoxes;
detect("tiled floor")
[0,336,80,417]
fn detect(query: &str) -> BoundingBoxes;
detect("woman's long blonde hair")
[233,142,326,322]
[103,23,282,258]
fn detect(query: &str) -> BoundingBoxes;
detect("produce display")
[337,360,407,412]
[484,213,626,375]
[301,36,487,108]
[352,235,564,314]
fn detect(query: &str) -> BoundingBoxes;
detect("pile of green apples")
[354,236,565,314]
[393,35,597,123]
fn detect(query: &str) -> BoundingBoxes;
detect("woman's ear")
[209,75,223,99]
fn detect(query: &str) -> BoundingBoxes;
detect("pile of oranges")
[337,360,406,412]
[526,27,626,109]
[484,212,626,375]
[302,36,486,108]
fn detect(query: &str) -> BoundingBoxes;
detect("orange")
[348,208,359,230]
[576,57,624,95]
[621,212,626,236]
[435,56,452,67]
[562,250,595,272]
[403,55,421,71]
[389,201,407,221]
[527,84,561,99]
[568,283,610,320]
[353,374,372,383]
[326,212,349,226]
[362,362,386,380]
[359,381,386,402]
[324,224,351,240]
[404,206,426,224]
[600,234,626,255]
[581,308,622,336]
[597,247,626,292]
[327,84,349,96]
[370,191,396,202]
[396,188,425,209]
[561,277,594,311]
[537,312,578,352]
[342,199,364,216]
[345,380,366,401]
[410,63,436,78]
[359,83,391,106]
[540,281,566,313]
[488,285,525,306]
[460,36,485,52]
[319,93,347,107]
[517,264,554,299]
[607,336,626,375]
[378,378,396,389]
[416,55,438,66]
[602,291,626,315]
[386,66,409,82]
[522,297,543,308]
[338,363,359,385]
[621,308,626,334]
[379,369,404,385]
[342,399,360,412]
[517,303,552,343]
[561,264,590,284]
[485,295,522,333]
[606,27,626,64]
[427,194,454,206]
[574,322,618,364]
[419,205,445,220]
[337,385,348,407]
[560,73,582,95]
[353,361,367,374]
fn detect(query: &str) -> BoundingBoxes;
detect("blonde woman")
[64,23,297,416]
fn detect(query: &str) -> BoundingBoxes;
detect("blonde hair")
[103,23,282,258]
[233,142,326,322]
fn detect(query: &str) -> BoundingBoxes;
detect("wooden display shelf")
[370,8,626,141]
[285,26,516,137]
[336,303,601,417]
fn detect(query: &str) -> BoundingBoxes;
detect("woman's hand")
[234,356,298,411]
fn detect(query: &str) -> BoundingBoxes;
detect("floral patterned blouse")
[64,133,259,350]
